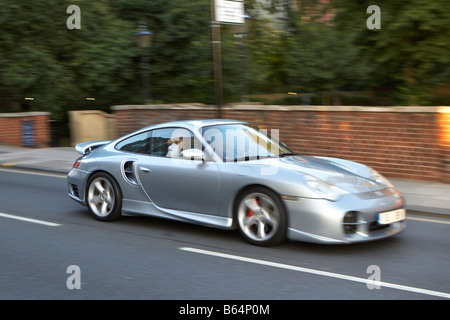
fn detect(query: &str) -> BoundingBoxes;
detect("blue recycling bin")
[22,120,35,147]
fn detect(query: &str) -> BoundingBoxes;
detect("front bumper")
[284,187,406,244]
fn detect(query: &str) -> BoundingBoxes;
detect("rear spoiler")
[75,140,111,155]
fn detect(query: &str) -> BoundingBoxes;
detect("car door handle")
[139,167,151,173]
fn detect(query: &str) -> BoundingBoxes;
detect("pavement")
[0,145,449,216]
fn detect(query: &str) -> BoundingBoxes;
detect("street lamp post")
[135,23,153,104]
[232,15,252,103]
[210,0,224,118]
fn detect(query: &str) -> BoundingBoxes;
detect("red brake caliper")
[248,197,259,218]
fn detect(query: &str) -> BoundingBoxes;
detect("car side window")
[148,127,196,158]
[115,131,151,154]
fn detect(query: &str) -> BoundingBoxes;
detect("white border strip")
[408,216,450,225]
[0,212,61,227]
[0,111,50,118]
[110,104,447,113]
[180,247,450,299]
[0,168,66,178]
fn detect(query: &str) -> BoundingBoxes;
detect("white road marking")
[407,216,450,225]
[180,247,450,299]
[0,168,66,178]
[0,212,62,227]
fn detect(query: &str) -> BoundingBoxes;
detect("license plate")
[378,208,406,225]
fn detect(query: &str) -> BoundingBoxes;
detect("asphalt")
[0,145,449,216]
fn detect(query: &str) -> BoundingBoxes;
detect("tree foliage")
[332,0,450,105]
[0,0,140,115]
[0,0,214,115]
[0,0,448,115]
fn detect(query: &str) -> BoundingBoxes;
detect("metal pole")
[141,55,151,104]
[210,0,223,118]
[238,37,248,102]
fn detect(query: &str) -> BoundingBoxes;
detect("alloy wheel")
[237,191,284,245]
[88,177,116,218]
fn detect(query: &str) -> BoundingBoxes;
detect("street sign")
[215,0,244,24]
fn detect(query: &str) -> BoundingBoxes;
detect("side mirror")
[181,149,206,161]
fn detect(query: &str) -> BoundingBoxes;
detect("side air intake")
[122,161,139,185]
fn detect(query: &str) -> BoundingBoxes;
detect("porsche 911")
[67,119,406,246]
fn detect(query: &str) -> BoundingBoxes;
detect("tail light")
[73,160,82,169]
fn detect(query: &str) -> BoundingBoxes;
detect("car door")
[136,127,221,216]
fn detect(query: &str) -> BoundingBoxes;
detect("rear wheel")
[235,187,287,246]
[86,172,122,221]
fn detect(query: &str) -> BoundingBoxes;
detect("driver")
[166,136,184,158]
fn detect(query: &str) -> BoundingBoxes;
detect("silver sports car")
[67,119,406,246]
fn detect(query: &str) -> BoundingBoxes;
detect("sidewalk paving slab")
[0,146,78,174]
[0,145,449,216]
[389,178,450,216]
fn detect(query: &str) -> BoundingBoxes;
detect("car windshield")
[202,124,295,162]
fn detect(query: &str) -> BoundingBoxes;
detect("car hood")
[257,155,386,193]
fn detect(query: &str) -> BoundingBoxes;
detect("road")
[0,168,449,303]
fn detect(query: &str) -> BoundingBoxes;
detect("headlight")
[368,168,393,187]
[303,175,349,201]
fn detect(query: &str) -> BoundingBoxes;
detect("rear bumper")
[67,168,90,206]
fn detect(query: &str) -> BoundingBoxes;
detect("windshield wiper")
[230,155,272,162]
[276,152,298,157]
[230,153,297,162]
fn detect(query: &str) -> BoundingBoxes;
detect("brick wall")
[112,104,218,137]
[0,112,51,148]
[111,104,450,183]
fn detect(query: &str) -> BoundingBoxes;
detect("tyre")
[235,187,287,246]
[86,172,122,221]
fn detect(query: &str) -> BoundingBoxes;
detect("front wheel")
[86,172,122,221]
[235,187,287,246]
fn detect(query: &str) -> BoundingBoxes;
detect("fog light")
[343,212,359,234]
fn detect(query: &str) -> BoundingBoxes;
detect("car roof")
[114,119,249,143]
[142,119,247,131]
